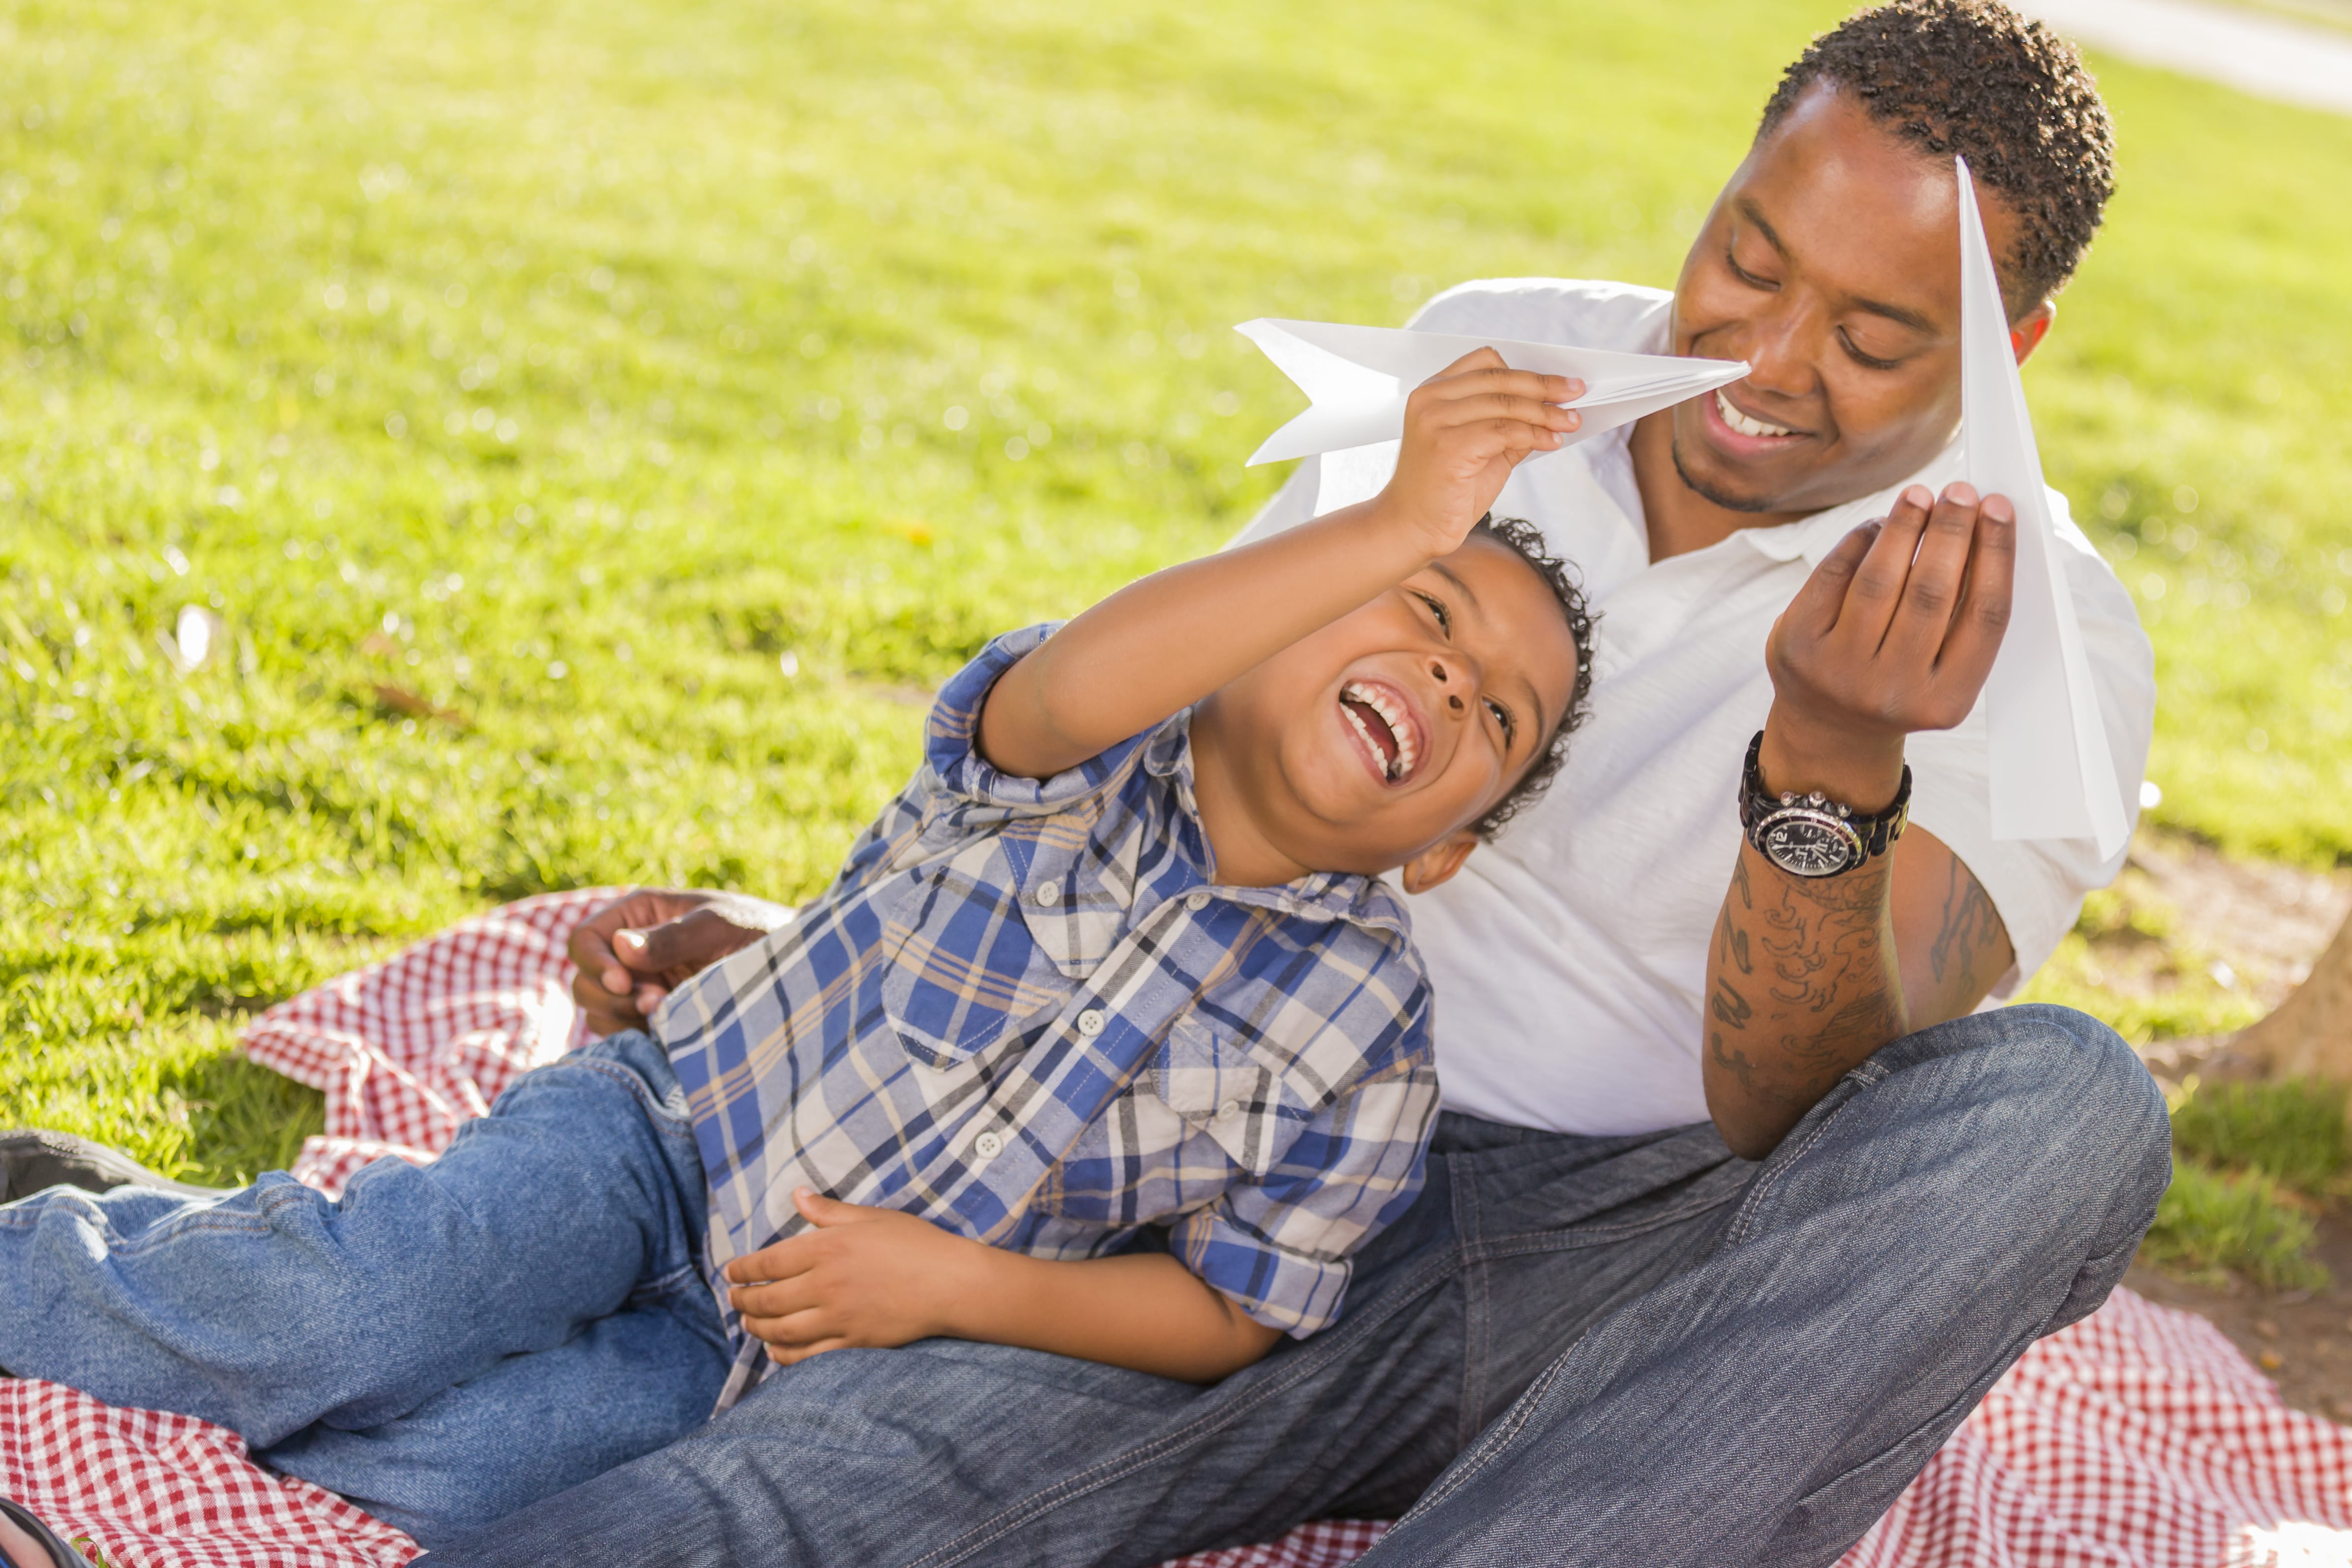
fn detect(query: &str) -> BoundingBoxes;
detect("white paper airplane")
[1957,155,2129,858]
[1235,317,1750,517]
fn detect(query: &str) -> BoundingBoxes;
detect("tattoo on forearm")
[1713,904,1752,975]
[1702,844,1904,1139]
[1927,859,2002,994]
[1710,1030,1756,1090]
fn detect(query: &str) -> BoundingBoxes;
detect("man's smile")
[1705,387,1810,451]
[1339,678,1424,785]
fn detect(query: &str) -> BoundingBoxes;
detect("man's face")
[1665,81,2038,516]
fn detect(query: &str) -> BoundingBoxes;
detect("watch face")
[1759,811,1865,879]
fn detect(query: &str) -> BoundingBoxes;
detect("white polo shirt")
[1233,278,2157,1136]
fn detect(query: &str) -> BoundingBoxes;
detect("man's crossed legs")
[420,1004,2169,1568]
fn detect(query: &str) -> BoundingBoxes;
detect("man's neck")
[1627,411,1811,563]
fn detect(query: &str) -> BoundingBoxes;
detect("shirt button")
[1076,1009,1107,1037]
[1217,1099,1241,1122]
[1034,884,1061,907]
[1184,889,1210,912]
[973,1129,1005,1160]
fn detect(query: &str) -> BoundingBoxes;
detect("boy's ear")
[1399,830,1478,895]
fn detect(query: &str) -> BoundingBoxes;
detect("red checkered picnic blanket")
[5,891,2349,1567]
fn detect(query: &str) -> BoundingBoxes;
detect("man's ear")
[1399,830,1479,895]
[2010,298,2055,366]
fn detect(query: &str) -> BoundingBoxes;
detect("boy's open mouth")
[1340,680,1420,785]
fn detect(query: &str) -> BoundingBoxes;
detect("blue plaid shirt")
[656,623,1440,1407]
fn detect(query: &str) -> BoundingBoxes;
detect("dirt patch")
[2125,1209,2352,1424]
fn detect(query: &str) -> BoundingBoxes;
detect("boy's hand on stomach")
[1375,348,1582,558]
[724,1188,982,1366]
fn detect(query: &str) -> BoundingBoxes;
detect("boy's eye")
[1414,591,1452,635]
[1485,697,1515,745]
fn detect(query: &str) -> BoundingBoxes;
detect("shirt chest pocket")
[879,832,1075,1069]
[1151,1013,1290,1177]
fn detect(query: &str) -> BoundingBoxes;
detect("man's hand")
[1759,481,2015,807]
[725,1189,981,1366]
[1379,349,1584,557]
[566,888,789,1036]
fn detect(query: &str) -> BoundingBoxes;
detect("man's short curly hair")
[1758,0,2115,315]
[1465,515,1596,841]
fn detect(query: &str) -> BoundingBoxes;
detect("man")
[428,3,2165,1563]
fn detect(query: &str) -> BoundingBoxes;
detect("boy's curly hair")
[1467,514,1596,840]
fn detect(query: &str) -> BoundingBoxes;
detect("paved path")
[2021,0,2352,115]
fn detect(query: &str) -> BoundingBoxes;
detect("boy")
[0,350,1593,1541]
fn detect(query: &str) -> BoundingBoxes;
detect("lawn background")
[3,0,2349,1185]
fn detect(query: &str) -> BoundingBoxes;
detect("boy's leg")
[260,1286,731,1548]
[0,1031,712,1449]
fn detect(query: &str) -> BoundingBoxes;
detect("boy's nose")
[1431,659,1463,712]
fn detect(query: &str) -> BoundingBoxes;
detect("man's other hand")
[566,888,790,1036]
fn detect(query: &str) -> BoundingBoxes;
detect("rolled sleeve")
[1169,1029,1440,1337]
[924,622,1164,814]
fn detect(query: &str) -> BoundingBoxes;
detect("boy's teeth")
[1341,681,1416,782]
[1716,389,1795,439]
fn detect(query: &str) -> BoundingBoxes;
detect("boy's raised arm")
[976,352,1585,780]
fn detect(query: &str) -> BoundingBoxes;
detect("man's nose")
[1740,297,1824,399]
[1430,657,1465,714]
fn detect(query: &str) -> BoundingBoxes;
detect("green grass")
[2141,1078,2350,1293]
[2141,1159,2330,1292]
[2173,1078,2352,1196]
[2,0,2350,1183]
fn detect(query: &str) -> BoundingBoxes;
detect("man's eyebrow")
[1849,294,1937,335]
[1736,198,1937,336]
[1738,199,1790,260]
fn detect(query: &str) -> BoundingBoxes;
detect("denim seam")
[1394,1338,1571,1523]
[1385,1186,1748,1524]
[1464,1184,1745,1263]
[1455,1163,1490,1453]
[902,1243,1468,1568]
[1723,1073,1866,1250]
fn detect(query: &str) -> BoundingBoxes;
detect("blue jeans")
[419,1004,2170,1568]
[0,1032,730,1546]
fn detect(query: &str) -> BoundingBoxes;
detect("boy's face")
[1195,534,1580,889]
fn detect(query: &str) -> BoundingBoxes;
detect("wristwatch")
[1737,730,1911,879]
